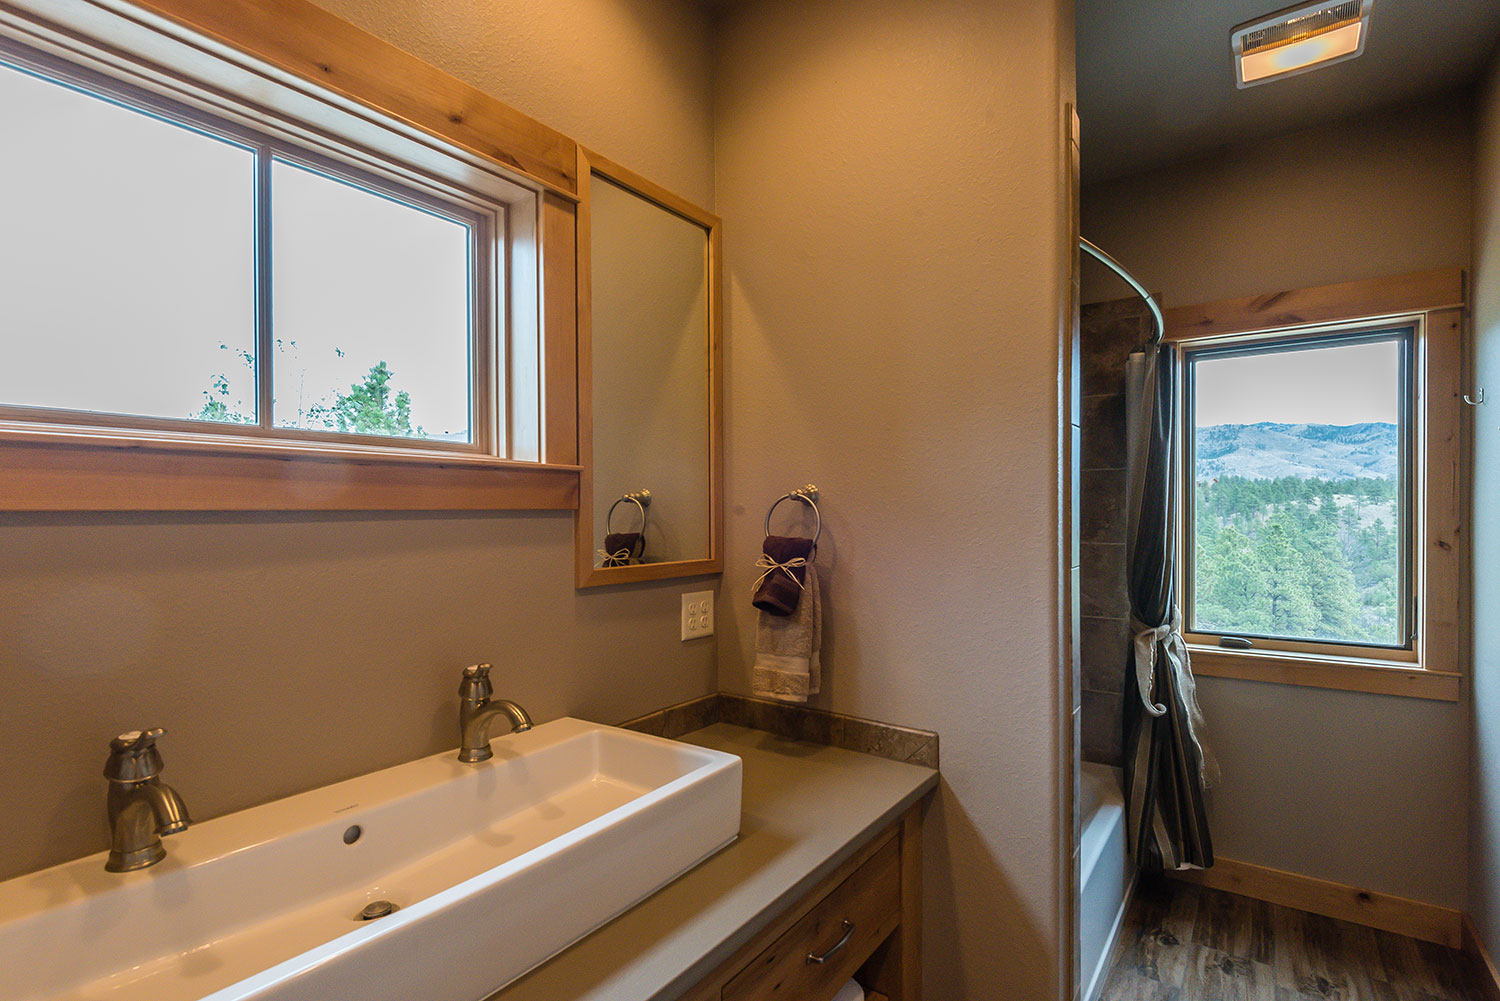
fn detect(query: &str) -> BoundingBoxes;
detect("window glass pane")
[270,158,472,443]
[1190,336,1405,646]
[0,61,257,423]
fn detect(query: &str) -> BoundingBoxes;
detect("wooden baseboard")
[1464,915,1500,1001]
[1169,857,1461,948]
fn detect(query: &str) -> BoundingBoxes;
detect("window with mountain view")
[1186,330,1410,649]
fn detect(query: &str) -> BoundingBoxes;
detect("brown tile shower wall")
[1078,297,1150,766]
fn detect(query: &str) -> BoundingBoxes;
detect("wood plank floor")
[1098,877,1488,1001]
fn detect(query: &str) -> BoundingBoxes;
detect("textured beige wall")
[713,0,1072,996]
[1200,678,1467,907]
[1081,97,1474,307]
[1081,96,1473,908]
[309,0,716,206]
[1470,46,1500,960]
[0,0,718,881]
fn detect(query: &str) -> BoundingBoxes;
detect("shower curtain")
[1122,342,1215,873]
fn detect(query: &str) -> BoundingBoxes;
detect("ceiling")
[1077,0,1500,184]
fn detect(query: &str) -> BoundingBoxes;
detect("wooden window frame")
[1182,324,1419,659]
[1,38,503,455]
[1166,268,1466,701]
[0,0,583,511]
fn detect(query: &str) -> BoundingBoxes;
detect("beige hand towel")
[750,563,822,703]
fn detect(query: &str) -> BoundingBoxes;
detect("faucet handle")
[113,727,164,751]
[105,727,166,783]
[459,663,493,701]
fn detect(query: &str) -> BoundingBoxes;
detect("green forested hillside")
[1192,475,1401,646]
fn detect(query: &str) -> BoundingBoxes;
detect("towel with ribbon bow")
[598,531,642,567]
[751,537,822,704]
[752,535,815,616]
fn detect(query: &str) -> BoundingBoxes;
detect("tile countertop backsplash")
[620,692,939,770]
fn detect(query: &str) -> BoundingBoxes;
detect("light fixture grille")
[1241,0,1363,54]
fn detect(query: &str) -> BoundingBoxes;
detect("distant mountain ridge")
[1195,422,1397,482]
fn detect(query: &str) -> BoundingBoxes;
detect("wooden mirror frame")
[573,147,723,587]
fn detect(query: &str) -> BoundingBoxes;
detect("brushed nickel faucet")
[103,727,191,872]
[457,663,533,762]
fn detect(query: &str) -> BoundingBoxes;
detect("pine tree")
[195,346,425,439]
[1192,474,1398,644]
[308,361,424,438]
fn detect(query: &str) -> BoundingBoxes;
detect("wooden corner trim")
[115,0,578,193]
[579,146,721,228]
[1165,268,1466,340]
[1170,857,1462,948]
[541,191,580,466]
[1464,915,1500,1001]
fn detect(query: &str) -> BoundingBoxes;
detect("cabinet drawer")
[723,835,900,1001]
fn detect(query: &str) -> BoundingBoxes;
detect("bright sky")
[0,60,472,441]
[1194,338,1401,427]
[271,159,471,438]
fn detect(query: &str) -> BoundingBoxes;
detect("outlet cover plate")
[681,591,714,641]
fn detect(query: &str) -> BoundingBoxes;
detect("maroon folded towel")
[602,531,642,567]
[752,535,815,616]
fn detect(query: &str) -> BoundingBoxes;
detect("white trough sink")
[0,718,742,1001]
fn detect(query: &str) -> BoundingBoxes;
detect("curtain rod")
[1080,237,1164,346]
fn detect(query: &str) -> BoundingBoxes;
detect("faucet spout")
[106,779,192,872]
[147,780,191,835]
[457,664,534,763]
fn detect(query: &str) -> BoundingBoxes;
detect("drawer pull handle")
[806,919,855,965]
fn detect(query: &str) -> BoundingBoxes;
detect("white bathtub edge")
[1082,870,1136,1001]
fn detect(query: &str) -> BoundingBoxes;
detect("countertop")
[490,722,939,1001]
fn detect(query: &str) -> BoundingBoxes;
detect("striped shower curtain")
[1122,342,1216,873]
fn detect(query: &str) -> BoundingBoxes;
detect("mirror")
[575,149,721,587]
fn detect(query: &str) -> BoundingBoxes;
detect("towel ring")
[606,490,652,536]
[764,485,821,549]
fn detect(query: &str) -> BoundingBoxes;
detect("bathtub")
[1079,762,1131,1001]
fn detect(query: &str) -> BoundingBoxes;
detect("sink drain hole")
[342,825,362,845]
[357,900,399,921]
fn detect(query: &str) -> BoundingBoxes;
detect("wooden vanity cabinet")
[678,803,924,1001]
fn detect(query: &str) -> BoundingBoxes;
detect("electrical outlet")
[681,590,714,641]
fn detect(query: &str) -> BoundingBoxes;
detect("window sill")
[1188,646,1460,702]
[0,431,580,511]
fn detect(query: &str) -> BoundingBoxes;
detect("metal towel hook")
[1465,388,1485,406]
[764,485,821,550]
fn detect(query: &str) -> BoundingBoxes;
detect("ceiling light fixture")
[1231,0,1372,89]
